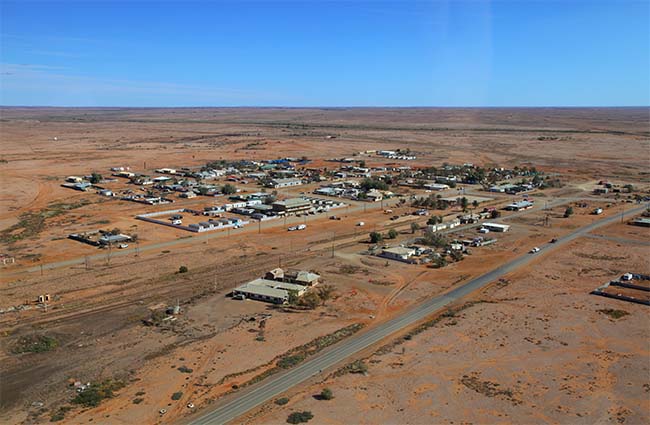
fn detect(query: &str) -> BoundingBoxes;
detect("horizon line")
[1,105,649,109]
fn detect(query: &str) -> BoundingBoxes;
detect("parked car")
[297,224,307,230]
[550,238,558,243]
[118,243,129,249]
[357,221,365,226]
[530,247,540,253]
[478,228,490,234]
[288,226,298,231]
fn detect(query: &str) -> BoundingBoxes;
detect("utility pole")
[40,263,43,276]
[258,219,261,234]
[331,231,335,258]
[85,255,90,270]
[621,203,625,223]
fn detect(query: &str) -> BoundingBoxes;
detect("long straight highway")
[188,204,646,425]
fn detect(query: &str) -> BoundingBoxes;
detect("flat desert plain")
[0,107,648,424]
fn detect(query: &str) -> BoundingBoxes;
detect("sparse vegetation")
[598,309,629,319]
[171,391,183,400]
[12,335,58,354]
[287,411,314,424]
[177,366,193,373]
[50,406,72,422]
[0,200,92,244]
[564,206,574,217]
[275,397,290,405]
[178,265,188,273]
[71,379,125,408]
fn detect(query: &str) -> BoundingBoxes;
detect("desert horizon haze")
[1,1,649,425]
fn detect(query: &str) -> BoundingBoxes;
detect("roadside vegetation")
[12,334,59,354]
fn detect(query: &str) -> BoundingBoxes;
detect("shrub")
[132,397,144,404]
[178,265,188,273]
[275,397,290,406]
[72,380,124,407]
[598,309,629,319]
[171,391,183,400]
[177,366,193,373]
[319,388,333,400]
[277,354,306,369]
[50,406,72,422]
[287,411,314,424]
[564,206,574,218]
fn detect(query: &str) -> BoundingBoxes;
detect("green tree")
[317,284,335,306]
[387,229,398,239]
[222,183,237,195]
[564,206,574,218]
[460,197,469,212]
[319,388,333,400]
[287,289,300,305]
[298,292,321,309]
[89,172,103,184]
[490,210,502,219]
[369,232,383,244]
[410,222,420,234]
[178,265,188,273]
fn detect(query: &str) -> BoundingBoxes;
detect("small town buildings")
[481,222,511,232]
[267,178,302,189]
[284,270,321,286]
[630,217,650,227]
[99,233,132,246]
[179,191,197,199]
[424,183,450,191]
[505,200,534,211]
[66,176,84,183]
[232,278,307,304]
[380,247,416,262]
[366,189,383,202]
[271,198,312,214]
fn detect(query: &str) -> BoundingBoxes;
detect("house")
[265,268,284,281]
[504,200,534,211]
[630,217,650,227]
[380,247,416,262]
[271,198,312,214]
[232,278,307,304]
[424,183,450,191]
[481,222,510,232]
[284,270,321,286]
[155,168,177,174]
[267,178,302,188]
[366,189,383,202]
[179,191,197,199]
[66,176,84,183]
[99,233,131,245]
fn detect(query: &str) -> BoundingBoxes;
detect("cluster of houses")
[232,268,321,304]
[314,181,394,202]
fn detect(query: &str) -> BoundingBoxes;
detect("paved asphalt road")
[188,204,646,425]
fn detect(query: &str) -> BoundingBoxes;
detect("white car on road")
[529,247,540,253]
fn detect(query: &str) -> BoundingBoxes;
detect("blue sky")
[1,1,648,106]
